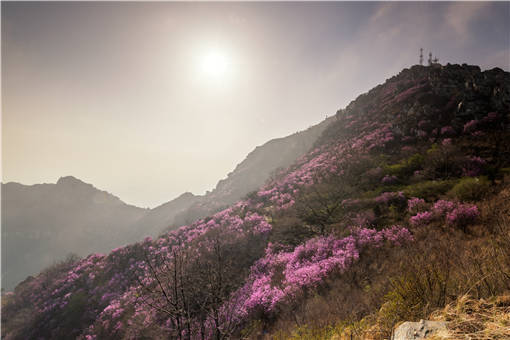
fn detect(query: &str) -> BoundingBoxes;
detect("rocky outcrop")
[393,320,447,340]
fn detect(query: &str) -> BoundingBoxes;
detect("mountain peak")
[56,176,88,186]
[178,192,195,199]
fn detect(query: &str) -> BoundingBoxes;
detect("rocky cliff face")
[320,64,509,147]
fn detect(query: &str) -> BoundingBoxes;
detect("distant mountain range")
[1,177,147,291]
[1,117,332,290]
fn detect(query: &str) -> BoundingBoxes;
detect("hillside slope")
[2,64,509,340]
[1,118,332,291]
[166,116,335,228]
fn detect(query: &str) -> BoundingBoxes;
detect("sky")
[2,2,509,208]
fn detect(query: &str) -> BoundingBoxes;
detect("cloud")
[444,2,490,43]
[369,2,397,24]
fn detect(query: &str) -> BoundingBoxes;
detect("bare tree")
[134,227,266,339]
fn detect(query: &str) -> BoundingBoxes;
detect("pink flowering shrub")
[381,175,398,185]
[472,130,486,137]
[441,126,455,136]
[401,145,416,153]
[233,226,413,317]
[350,210,376,227]
[442,138,453,146]
[463,119,479,133]
[462,156,486,177]
[391,83,428,104]
[375,191,406,206]
[253,122,399,214]
[409,199,479,230]
[407,197,427,214]
[364,167,384,184]
[432,199,456,215]
[410,211,435,226]
[463,113,500,136]
[446,204,480,229]
[482,112,499,123]
[418,120,432,130]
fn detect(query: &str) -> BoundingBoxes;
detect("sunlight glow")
[199,50,229,77]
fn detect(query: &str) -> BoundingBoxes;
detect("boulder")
[393,319,447,340]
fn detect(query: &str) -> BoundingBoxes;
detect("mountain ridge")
[1,117,334,290]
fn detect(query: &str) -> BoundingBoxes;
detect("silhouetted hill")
[1,176,147,291]
[127,192,202,240]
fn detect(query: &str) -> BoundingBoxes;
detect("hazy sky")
[2,2,509,208]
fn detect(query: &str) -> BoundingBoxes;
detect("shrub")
[446,204,479,230]
[463,119,479,133]
[432,199,456,216]
[350,210,376,227]
[409,211,435,226]
[440,126,455,136]
[423,143,464,179]
[409,200,479,231]
[407,197,427,214]
[270,215,316,248]
[381,175,398,185]
[374,192,407,214]
[403,180,456,201]
[449,177,491,201]
[462,156,486,177]
[385,153,424,178]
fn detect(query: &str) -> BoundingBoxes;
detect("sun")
[199,49,229,78]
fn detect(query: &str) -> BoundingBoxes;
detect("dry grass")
[264,181,510,340]
[430,294,510,339]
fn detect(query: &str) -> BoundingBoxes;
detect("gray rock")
[393,319,447,340]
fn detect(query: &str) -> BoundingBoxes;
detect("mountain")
[1,176,148,291]
[1,119,333,291]
[140,116,335,233]
[208,116,335,206]
[2,64,509,340]
[126,192,202,240]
